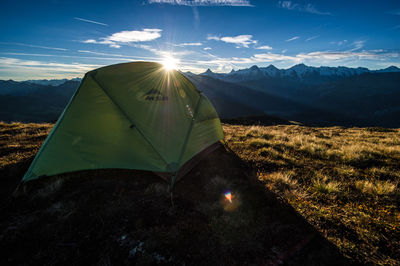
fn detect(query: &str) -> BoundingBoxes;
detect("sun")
[161,55,179,71]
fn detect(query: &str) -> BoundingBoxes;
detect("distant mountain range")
[186,64,400,127]
[0,64,399,127]
[24,77,81,87]
[0,79,79,122]
[195,64,400,83]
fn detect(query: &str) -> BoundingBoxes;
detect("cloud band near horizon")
[147,0,253,6]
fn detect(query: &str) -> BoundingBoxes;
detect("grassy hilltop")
[0,122,399,265]
[224,124,400,264]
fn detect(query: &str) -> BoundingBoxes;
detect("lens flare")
[161,55,179,71]
[224,191,232,203]
[221,190,240,212]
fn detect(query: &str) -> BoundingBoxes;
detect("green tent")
[22,62,224,188]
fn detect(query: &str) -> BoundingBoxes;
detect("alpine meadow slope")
[1,121,399,264]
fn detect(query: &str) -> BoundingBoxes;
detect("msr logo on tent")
[143,88,168,101]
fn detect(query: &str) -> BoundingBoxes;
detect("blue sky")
[1,0,400,80]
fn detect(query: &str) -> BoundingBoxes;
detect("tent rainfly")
[22,62,224,189]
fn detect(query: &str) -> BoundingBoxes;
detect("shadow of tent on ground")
[1,145,350,265]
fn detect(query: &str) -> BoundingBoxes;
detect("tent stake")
[13,181,24,197]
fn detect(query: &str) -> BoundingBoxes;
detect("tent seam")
[170,94,204,189]
[90,72,171,171]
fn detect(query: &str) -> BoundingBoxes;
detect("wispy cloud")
[348,40,365,51]
[278,1,296,10]
[129,43,194,59]
[286,36,300,42]
[207,34,257,48]
[305,35,319,42]
[82,29,162,48]
[83,39,121,48]
[0,57,101,80]
[203,47,212,50]
[0,49,178,79]
[192,48,399,73]
[330,39,348,46]
[0,57,99,71]
[387,10,400,15]
[77,50,125,57]
[194,52,298,72]
[0,52,156,62]
[176,42,203,46]
[255,45,272,50]
[207,35,220,41]
[0,42,67,51]
[278,1,330,15]
[221,35,257,47]
[74,17,108,26]
[2,52,53,57]
[296,50,398,61]
[76,50,163,61]
[147,0,253,6]
[192,7,200,28]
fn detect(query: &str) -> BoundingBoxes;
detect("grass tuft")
[259,171,298,192]
[248,138,269,148]
[312,178,341,195]
[355,180,397,196]
[245,126,262,137]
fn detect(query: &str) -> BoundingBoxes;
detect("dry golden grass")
[355,180,397,196]
[0,121,52,169]
[223,124,400,265]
